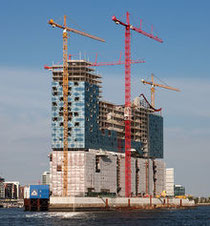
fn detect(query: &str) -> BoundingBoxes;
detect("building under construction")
[49,60,165,198]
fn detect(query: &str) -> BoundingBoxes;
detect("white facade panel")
[50,150,166,197]
[165,168,174,196]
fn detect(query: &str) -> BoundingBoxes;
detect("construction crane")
[90,59,145,67]
[91,52,145,66]
[112,12,163,197]
[48,15,104,197]
[141,73,180,108]
[44,52,145,69]
[44,59,145,70]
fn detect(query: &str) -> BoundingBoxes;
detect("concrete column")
[150,195,152,207]
[128,199,130,207]
[106,199,109,208]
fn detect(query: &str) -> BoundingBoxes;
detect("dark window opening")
[75,122,80,127]
[74,112,79,117]
[95,156,100,173]
[57,165,62,172]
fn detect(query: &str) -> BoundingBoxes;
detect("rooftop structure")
[42,171,50,185]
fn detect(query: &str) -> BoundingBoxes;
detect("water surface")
[0,206,210,225]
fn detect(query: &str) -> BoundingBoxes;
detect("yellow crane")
[48,15,105,196]
[141,73,180,108]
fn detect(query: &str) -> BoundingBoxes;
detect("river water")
[0,206,210,226]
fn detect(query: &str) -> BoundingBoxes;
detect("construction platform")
[49,197,195,211]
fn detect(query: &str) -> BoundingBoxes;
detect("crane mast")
[49,15,104,197]
[62,16,68,197]
[124,12,132,198]
[112,12,163,197]
[151,74,155,108]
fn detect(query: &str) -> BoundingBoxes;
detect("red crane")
[44,59,145,70]
[112,12,163,197]
[44,53,145,69]
[91,52,145,66]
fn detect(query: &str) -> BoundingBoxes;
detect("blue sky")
[0,0,210,196]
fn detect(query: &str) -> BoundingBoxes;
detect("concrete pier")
[49,197,195,211]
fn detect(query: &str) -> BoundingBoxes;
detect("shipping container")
[29,185,49,199]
